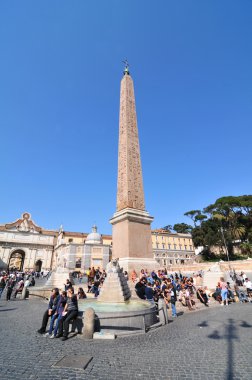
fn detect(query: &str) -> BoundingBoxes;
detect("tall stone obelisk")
[110,63,158,274]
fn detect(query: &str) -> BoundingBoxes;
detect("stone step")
[101,283,130,292]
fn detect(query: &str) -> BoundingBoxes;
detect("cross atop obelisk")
[116,61,145,211]
[110,64,159,274]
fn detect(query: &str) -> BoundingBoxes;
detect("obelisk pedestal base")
[118,257,160,277]
[110,208,160,275]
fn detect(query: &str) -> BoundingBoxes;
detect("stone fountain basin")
[78,298,157,333]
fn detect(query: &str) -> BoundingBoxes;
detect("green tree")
[184,195,252,259]
[162,225,173,232]
[173,223,192,234]
[184,210,207,227]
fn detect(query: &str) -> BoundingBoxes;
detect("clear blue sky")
[0,1,251,234]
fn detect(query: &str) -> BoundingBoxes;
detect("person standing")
[6,277,15,301]
[0,276,6,298]
[220,277,228,306]
[167,283,177,317]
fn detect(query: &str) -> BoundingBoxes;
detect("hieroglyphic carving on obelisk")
[116,66,145,212]
[110,63,159,273]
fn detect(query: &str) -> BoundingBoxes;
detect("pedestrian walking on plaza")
[0,277,6,298]
[6,278,15,301]
[56,287,78,341]
[37,288,60,334]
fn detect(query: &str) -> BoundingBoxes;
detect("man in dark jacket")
[135,278,146,299]
[37,288,60,334]
[6,277,15,301]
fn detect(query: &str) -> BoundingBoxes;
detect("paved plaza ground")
[0,298,252,380]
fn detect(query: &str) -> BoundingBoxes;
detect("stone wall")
[167,259,252,273]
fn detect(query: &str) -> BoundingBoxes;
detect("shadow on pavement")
[200,318,252,380]
[0,308,18,312]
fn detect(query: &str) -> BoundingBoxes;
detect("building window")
[156,243,159,248]
[168,244,171,249]
[174,244,177,250]
[185,245,187,250]
[179,244,182,250]
[162,244,165,249]
[190,245,192,250]
[75,258,81,268]
[68,238,73,243]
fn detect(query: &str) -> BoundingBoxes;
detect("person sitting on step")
[37,288,60,334]
[77,287,87,299]
[44,290,67,338]
[56,287,78,341]
[196,287,209,307]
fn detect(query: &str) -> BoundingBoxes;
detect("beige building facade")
[0,212,56,272]
[0,213,195,272]
[152,229,195,267]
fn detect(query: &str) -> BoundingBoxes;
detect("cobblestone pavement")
[0,299,252,380]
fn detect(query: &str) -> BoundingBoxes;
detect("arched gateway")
[8,250,25,271]
[35,259,42,272]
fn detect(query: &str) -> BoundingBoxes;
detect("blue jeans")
[49,313,62,335]
[171,302,177,316]
[221,289,228,301]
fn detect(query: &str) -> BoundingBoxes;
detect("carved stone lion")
[106,258,121,273]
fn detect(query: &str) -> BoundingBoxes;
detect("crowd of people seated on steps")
[210,272,252,305]
[132,268,252,311]
[133,269,204,315]
[35,267,252,341]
